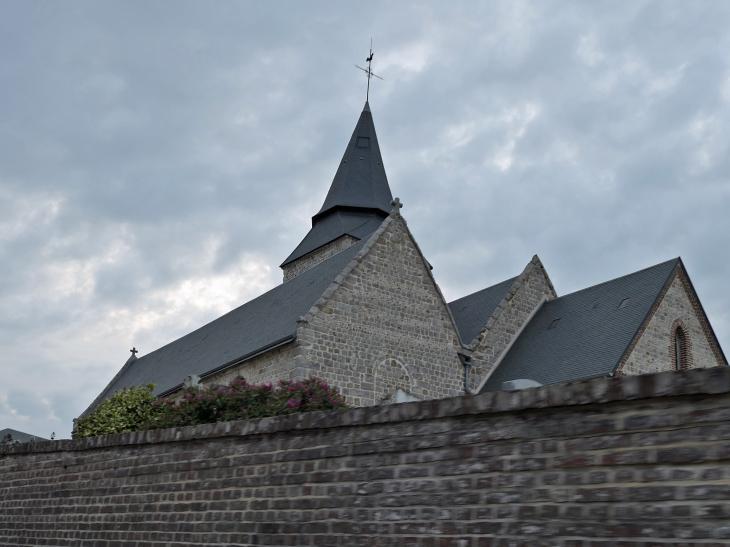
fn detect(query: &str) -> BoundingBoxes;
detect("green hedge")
[74,383,158,438]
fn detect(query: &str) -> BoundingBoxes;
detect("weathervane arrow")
[355,38,383,102]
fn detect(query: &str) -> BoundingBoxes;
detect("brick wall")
[619,265,725,376]
[3,367,730,546]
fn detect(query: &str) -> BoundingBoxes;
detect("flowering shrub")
[148,376,348,430]
[74,377,348,438]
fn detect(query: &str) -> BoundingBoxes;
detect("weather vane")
[355,39,383,103]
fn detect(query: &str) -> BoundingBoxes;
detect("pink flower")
[287,398,301,408]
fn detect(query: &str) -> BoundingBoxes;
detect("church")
[82,101,727,416]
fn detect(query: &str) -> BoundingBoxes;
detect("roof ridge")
[449,276,519,306]
[552,257,680,301]
[470,256,551,350]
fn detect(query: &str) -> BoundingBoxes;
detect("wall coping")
[2,366,729,457]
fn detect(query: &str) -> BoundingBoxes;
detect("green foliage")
[1,433,17,445]
[74,377,349,438]
[74,383,158,438]
[148,377,348,430]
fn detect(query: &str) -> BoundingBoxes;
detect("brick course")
[3,367,730,545]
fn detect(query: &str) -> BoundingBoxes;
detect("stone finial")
[390,197,403,214]
[183,374,201,389]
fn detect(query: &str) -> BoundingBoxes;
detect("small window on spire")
[548,319,561,330]
[356,137,370,148]
[619,298,630,309]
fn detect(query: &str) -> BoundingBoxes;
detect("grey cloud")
[1,1,729,438]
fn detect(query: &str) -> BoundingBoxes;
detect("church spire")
[281,103,394,272]
[315,102,393,219]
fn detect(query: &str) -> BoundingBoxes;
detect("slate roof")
[448,276,518,345]
[317,102,392,217]
[88,239,368,413]
[0,428,47,443]
[481,258,680,392]
[281,103,392,267]
[281,210,384,267]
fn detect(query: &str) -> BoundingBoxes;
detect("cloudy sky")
[2,1,729,438]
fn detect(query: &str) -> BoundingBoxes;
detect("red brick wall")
[2,367,730,546]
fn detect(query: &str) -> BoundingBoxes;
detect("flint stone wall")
[206,341,299,390]
[291,214,465,406]
[282,235,359,282]
[470,257,557,392]
[3,367,730,546]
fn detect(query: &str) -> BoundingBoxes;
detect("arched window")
[674,330,683,370]
[673,324,690,370]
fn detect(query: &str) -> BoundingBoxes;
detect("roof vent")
[356,137,370,148]
[548,318,561,329]
[503,379,542,390]
[619,298,630,309]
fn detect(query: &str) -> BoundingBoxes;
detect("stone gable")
[470,256,557,391]
[618,264,726,376]
[289,212,465,406]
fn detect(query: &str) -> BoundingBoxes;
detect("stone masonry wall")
[283,235,358,282]
[204,341,300,389]
[291,213,465,407]
[3,367,730,546]
[470,256,557,392]
[619,266,726,376]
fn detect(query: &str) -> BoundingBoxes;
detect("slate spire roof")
[281,102,393,267]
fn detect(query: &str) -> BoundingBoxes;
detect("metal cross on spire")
[355,39,383,102]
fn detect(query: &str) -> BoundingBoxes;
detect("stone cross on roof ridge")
[390,197,403,213]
